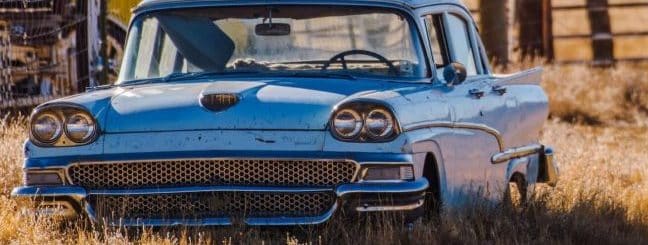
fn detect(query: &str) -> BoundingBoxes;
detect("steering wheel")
[321,50,399,76]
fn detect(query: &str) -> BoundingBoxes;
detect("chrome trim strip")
[11,186,87,200]
[403,121,505,151]
[12,179,428,200]
[491,144,543,164]
[355,200,424,212]
[88,186,333,196]
[336,178,428,196]
[65,157,362,186]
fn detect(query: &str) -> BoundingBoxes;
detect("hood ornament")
[200,93,240,112]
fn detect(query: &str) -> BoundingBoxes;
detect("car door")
[422,11,512,201]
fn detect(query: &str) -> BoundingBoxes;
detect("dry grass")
[1,64,648,244]
[542,64,648,126]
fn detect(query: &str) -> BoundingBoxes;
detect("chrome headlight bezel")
[364,108,395,139]
[30,112,63,144]
[64,112,97,143]
[332,109,364,139]
[329,102,400,143]
[29,103,99,147]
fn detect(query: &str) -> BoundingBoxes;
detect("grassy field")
[1,64,648,244]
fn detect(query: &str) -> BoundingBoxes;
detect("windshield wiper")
[163,71,263,82]
[285,72,357,80]
[118,71,262,86]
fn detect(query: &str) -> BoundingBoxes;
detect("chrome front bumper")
[11,178,428,226]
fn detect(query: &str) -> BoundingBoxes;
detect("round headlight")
[64,113,96,143]
[365,109,395,139]
[31,113,62,143]
[333,109,363,139]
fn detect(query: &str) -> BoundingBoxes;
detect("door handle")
[492,85,507,95]
[469,88,485,99]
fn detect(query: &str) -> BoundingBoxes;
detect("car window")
[445,14,477,76]
[423,14,449,81]
[118,6,429,83]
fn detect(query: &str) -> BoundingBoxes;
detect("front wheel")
[405,190,440,224]
[504,174,528,209]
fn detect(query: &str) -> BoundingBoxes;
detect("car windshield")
[117,6,428,84]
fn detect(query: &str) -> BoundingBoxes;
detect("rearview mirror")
[255,23,291,36]
[442,62,467,87]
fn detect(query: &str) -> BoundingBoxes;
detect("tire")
[504,174,528,209]
[404,190,440,224]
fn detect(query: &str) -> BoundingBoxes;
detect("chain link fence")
[0,0,92,109]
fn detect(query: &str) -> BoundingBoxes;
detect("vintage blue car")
[12,0,558,226]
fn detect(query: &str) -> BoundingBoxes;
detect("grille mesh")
[68,159,358,189]
[89,192,335,219]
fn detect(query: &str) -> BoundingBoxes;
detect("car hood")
[104,78,402,133]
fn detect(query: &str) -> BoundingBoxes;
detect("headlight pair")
[30,104,98,146]
[331,103,399,142]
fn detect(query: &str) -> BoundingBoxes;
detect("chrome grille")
[68,159,358,189]
[89,192,335,219]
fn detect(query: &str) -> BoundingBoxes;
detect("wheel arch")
[423,152,443,203]
[406,136,449,204]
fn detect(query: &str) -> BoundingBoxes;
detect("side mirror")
[442,62,467,87]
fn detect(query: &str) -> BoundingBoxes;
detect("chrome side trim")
[355,199,424,212]
[403,121,504,151]
[491,144,543,164]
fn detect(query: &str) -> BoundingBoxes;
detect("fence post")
[75,0,89,92]
[541,0,554,62]
[517,0,546,60]
[99,0,108,85]
[587,0,614,66]
[480,0,509,66]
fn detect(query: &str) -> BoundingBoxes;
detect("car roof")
[135,0,467,14]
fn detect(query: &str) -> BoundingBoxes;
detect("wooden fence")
[465,0,648,65]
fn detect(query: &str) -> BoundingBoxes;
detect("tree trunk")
[480,0,509,66]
